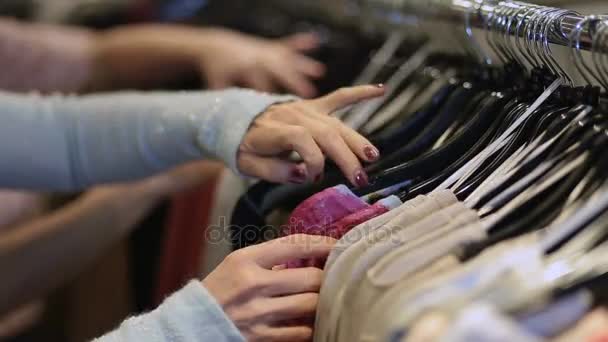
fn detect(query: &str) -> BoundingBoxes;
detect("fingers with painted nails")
[238,85,385,187]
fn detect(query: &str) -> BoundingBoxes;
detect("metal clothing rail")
[269,0,605,52]
[363,0,598,51]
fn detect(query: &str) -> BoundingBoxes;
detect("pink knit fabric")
[286,201,391,269]
[324,202,391,240]
[0,18,93,93]
[285,185,367,237]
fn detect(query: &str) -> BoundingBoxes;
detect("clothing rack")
[271,0,606,52]
[363,0,600,51]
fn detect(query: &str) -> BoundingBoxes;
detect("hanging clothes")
[226,3,608,342]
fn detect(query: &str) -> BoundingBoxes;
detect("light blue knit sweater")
[0,88,292,190]
[0,88,294,340]
[96,281,245,341]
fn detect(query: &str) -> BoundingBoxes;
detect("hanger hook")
[484,2,507,64]
[500,3,520,65]
[465,0,492,65]
[510,4,536,69]
[499,3,523,65]
[542,8,576,85]
[463,1,493,65]
[523,5,543,70]
[532,6,559,78]
[570,16,594,86]
[591,17,608,91]
[570,16,605,88]
[489,2,507,63]
[532,8,550,71]
[493,1,514,64]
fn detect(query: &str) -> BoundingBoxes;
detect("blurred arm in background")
[0,161,223,316]
[0,17,325,97]
[0,12,323,324]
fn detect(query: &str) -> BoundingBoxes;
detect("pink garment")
[324,202,391,240]
[286,195,402,268]
[285,185,367,236]
[0,17,93,93]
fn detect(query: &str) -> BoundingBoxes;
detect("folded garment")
[285,185,367,236]
[285,194,401,268]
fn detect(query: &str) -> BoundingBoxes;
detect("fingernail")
[289,167,307,184]
[364,145,380,161]
[375,83,385,88]
[354,169,369,188]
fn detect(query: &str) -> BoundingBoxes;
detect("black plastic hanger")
[403,93,516,200]
[366,85,484,174]
[370,82,458,153]
[355,90,513,196]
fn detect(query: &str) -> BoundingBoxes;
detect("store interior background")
[1,0,608,341]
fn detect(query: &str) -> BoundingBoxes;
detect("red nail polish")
[354,169,369,188]
[289,168,307,184]
[364,146,380,161]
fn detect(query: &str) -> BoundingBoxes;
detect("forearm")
[0,18,222,92]
[0,182,163,315]
[90,25,229,90]
[0,89,292,190]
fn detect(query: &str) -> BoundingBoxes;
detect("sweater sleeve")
[94,281,245,342]
[0,89,294,190]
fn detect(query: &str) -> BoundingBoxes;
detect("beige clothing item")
[326,195,427,271]
[315,190,457,342]
[407,311,452,342]
[361,232,539,342]
[366,255,461,342]
[342,207,478,342]
[373,217,482,285]
[364,256,463,342]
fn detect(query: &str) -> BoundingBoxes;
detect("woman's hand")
[202,235,336,342]
[94,26,325,97]
[238,85,384,187]
[199,31,326,98]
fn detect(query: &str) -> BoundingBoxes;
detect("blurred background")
[0,1,607,341]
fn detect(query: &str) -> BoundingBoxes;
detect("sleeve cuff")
[177,281,245,341]
[196,88,297,176]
